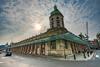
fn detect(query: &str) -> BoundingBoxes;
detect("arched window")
[64,40,68,49]
[57,22,60,27]
[51,18,53,20]
[51,22,54,28]
[56,17,59,19]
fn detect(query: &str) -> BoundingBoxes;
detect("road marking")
[0,62,4,63]
[1,57,8,59]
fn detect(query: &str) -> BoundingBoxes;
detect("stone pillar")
[19,47,21,54]
[22,46,24,54]
[28,45,31,54]
[27,45,29,54]
[32,45,35,55]
[25,45,27,54]
[21,46,23,54]
[21,47,23,54]
[30,45,32,55]
[23,46,25,54]
[20,46,22,54]
[18,47,20,54]
[45,43,49,55]
[26,45,29,54]
[35,44,37,55]
[26,45,28,54]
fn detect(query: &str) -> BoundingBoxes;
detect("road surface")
[0,50,100,67]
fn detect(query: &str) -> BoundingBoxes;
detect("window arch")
[57,22,60,27]
[56,17,59,19]
[51,18,53,20]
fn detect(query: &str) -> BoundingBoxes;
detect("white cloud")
[0,0,99,43]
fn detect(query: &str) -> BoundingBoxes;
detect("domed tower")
[47,5,68,35]
[49,5,64,28]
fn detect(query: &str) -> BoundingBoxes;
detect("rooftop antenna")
[86,22,89,40]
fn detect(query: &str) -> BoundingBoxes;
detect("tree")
[79,33,85,40]
[96,33,100,49]
[96,32,100,40]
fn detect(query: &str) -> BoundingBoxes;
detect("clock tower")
[49,5,64,28]
[47,5,68,35]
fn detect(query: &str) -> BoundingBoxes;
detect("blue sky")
[0,0,100,44]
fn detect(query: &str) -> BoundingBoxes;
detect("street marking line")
[0,62,4,63]
[1,57,8,59]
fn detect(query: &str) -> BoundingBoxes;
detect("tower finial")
[54,5,57,10]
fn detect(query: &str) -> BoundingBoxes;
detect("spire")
[54,5,57,10]
[50,5,63,16]
[49,4,67,31]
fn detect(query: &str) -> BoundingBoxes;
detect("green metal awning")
[12,32,92,48]
[60,32,91,47]
[30,32,91,47]
[31,35,60,44]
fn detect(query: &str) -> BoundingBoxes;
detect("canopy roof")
[33,32,91,46]
[12,32,92,48]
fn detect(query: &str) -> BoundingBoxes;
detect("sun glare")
[34,23,41,31]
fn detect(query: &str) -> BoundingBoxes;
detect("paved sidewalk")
[52,52,95,61]
[11,51,96,61]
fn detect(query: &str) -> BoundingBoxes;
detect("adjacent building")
[96,33,100,49]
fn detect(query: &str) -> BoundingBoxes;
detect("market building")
[10,5,92,59]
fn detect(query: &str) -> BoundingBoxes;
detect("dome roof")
[50,5,63,16]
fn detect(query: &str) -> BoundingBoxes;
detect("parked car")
[0,52,1,54]
[0,50,2,54]
[5,51,12,56]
